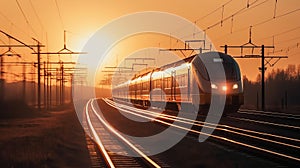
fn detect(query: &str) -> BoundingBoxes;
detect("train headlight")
[211,83,218,89]
[232,84,238,89]
[222,86,227,91]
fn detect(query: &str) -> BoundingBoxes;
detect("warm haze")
[0,0,300,82]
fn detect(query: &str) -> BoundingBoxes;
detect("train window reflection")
[207,62,240,81]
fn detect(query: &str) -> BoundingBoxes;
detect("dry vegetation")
[0,101,90,168]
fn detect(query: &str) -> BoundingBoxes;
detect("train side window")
[166,77,170,88]
[163,76,169,88]
[157,79,161,88]
[137,82,141,90]
[182,74,186,86]
[144,82,148,90]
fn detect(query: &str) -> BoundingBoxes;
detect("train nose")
[221,85,227,92]
[211,83,240,93]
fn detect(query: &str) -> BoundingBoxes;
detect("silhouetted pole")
[261,45,265,111]
[56,69,59,105]
[222,44,286,111]
[0,56,3,102]
[0,30,44,107]
[61,64,64,105]
[49,74,52,108]
[221,27,288,111]
[44,61,46,110]
[37,42,41,110]
[22,64,26,102]
[32,31,86,106]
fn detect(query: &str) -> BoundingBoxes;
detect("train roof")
[131,51,234,80]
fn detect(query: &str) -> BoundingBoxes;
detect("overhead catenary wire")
[270,42,300,54]
[221,5,225,27]
[230,15,234,33]
[253,8,300,27]
[169,0,234,37]
[54,0,65,30]
[29,0,45,33]
[273,0,278,18]
[162,0,271,51]
[195,0,234,23]
[247,0,250,8]
[15,0,38,38]
[274,36,300,45]
[258,26,300,41]
[204,0,261,31]
[179,0,265,41]
[214,6,300,43]
[0,11,33,42]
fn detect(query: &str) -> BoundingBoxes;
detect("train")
[112,51,244,114]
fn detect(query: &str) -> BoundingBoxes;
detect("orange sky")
[1,0,300,83]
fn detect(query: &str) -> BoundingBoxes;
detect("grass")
[0,102,91,168]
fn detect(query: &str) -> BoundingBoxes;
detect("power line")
[253,8,300,27]
[258,26,300,41]
[54,0,65,30]
[0,11,33,40]
[195,0,234,23]
[15,0,38,38]
[29,0,45,33]
[204,0,262,31]
[274,36,300,45]
[179,0,266,41]
[169,0,234,38]
[268,42,300,56]
[215,6,300,43]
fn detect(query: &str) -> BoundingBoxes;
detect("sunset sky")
[1,0,300,83]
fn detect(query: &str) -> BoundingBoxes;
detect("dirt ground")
[0,102,91,168]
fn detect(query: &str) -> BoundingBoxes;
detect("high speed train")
[112,51,243,113]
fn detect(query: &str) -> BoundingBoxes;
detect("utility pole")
[160,39,212,57]
[43,61,46,109]
[37,42,41,110]
[261,45,265,111]
[0,56,3,102]
[221,27,287,111]
[22,64,26,101]
[32,31,86,107]
[0,30,44,110]
[61,63,64,105]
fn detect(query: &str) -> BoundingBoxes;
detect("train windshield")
[205,55,241,81]
[196,57,241,81]
[222,62,241,81]
[193,53,241,81]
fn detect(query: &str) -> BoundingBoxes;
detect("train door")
[149,74,152,102]
[187,66,191,101]
[134,80,137,100]
[161,74,164,102]
[171,70,176,101]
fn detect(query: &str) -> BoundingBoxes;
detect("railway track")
[227,109,300,128]
[102,98,300,166]
[226,109,300,139]
[238,109,300,120]
[84,99,169,168]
